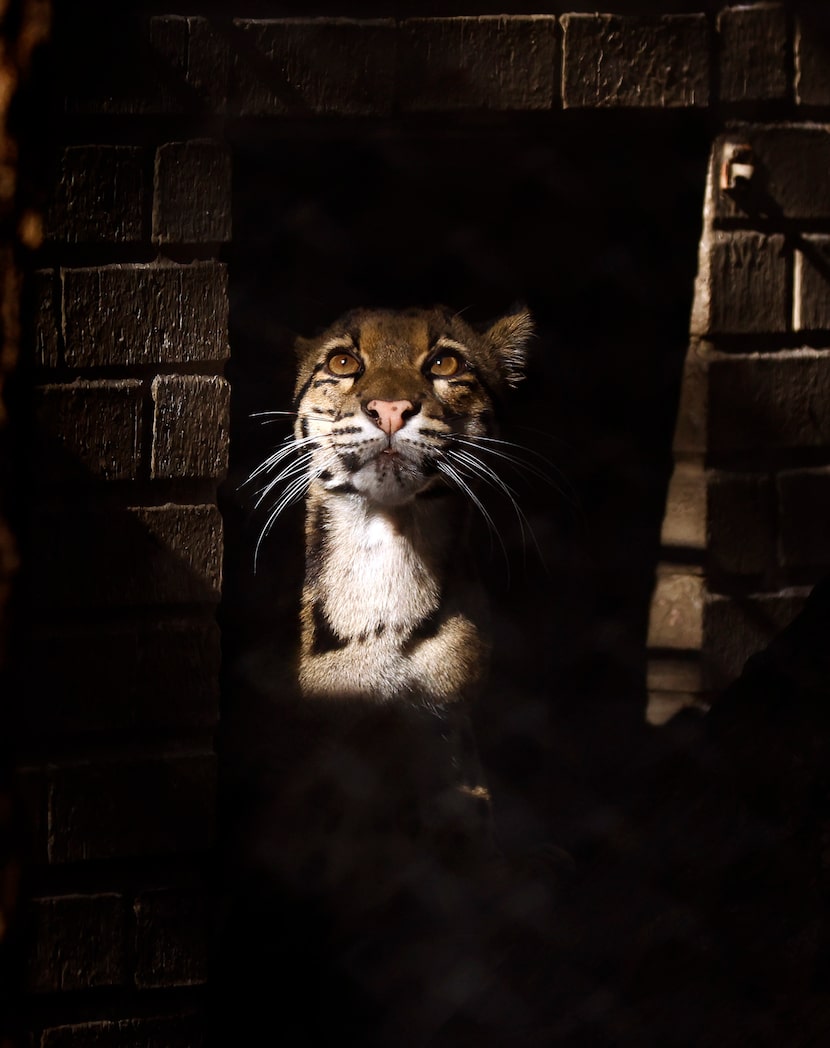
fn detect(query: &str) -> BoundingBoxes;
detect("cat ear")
[294,335,316,359]
[483,309,534,388]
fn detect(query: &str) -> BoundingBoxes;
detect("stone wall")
[10,3,830,1044]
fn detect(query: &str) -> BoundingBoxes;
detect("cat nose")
[364,399,419,436]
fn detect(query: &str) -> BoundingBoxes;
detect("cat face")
[292,306,533,507]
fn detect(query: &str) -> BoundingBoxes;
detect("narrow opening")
[219,109,709,871]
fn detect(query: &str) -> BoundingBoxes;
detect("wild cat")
[248,304,534,857]
[237,305,538,1043]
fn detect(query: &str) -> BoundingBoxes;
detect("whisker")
[436,459,510,579]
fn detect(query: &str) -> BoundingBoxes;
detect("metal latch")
[720,142,755,191]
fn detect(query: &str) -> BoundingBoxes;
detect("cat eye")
[426,352,462,378]
[326,350,362,377]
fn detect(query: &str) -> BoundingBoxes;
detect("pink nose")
[365,399,414,436]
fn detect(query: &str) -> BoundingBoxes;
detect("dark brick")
[713,128,830,221]
[703,591,807,690]
[40,1015,204,1048]
[29,504,223,608]
[708,350,830,452]
[151,375,230,480]
[134,887,209,988]
[153,141,232,244]
[28,894,126,993]
[32,270,60,369]
[561,14,709,108]
[400,16,556,112]
[794,235,830,331]
[233,18,396,116]
[697,232,788,335]
[717,3,787,103]
[45,147,144,244]
[778,468,830,567]
[795,12,830,106]
[62,262,228,368]
[150,15,230,113]
[34,380,143,482]
[24,620,220,736]
[707,470,775,576]
[47,751,216,863]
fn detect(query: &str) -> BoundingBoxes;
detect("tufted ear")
[483,309,534,388]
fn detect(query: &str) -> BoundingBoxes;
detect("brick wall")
[11,2,830,1044]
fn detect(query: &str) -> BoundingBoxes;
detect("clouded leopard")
[233,306,534,1042]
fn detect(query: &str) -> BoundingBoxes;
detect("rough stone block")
[707,470,775,576]
[23,620,221,736]
[40,1016,204,1048]
[708,350,830,452]
[151,375,230,479]
[47,751,216,863]
[150,16,229,113]
[28,894,126,993]
[713,128,830,221]
[660,459,706,550]
[671,342,709,456]
[700,232,788,335]
[29,504,223,608]
[45,147,144,243]
[717,3,787,103]
[561,14,709,108]
[134,887,209,988]
[34,380,143,482]
[795,13,830,106]
[233,18,396,116]
[153,141,232,243]
[400,16,556,111]
[703,590,806,689]
[794,235,830,331]
[777,468,830,567]
[62,262,228,367]
[647,570,704,651]
[32,269,60,368]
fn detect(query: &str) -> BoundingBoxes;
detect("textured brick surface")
[150,16,228,113]
[153,141,232,244]
[134,887,209,988]
[34,381,143,482]
[233,18,396,116]
[32,269,59,368]
[707,470,774,576]
[777,468,830,567]
[28,894,126,993]
[795,13,830,106]
[703,591,807,689]
[151,375,230,480]
[671,343,709,456]
[660,460,706,550]
[561,14,709,108]
[24,620,220,736]
[717,3,787,103]
[45,752,216,863]
[647,570,704,651]
[794,235,830,331]
[400,16,556,111]
[713,128,830,221]
[708,350,830,453]
[699,232,788,335]
[40,1016,204,1048]
[29,504,223,607]
[62,262,228,368]
[45,147,144,244]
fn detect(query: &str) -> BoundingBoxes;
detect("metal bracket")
[720,142,755,192]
